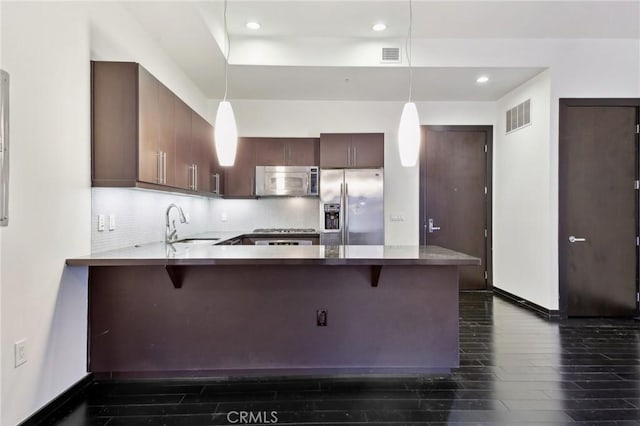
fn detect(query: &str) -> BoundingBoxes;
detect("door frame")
[419,125,494,290]
[558,98,640,319]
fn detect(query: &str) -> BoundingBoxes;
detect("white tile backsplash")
[92,188,320,253]
[210,197,320,230]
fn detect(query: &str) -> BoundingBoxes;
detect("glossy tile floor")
[51,293,640,425]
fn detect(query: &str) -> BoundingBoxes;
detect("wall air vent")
[506,99,531,134]
[381,47,401,63]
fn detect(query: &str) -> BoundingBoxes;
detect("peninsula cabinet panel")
[224,137,257,198]
[255,138,319,166]
[320,133,384,168]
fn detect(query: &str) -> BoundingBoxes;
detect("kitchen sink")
[172,238,220,245]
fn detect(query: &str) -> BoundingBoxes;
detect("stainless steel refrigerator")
[319,169,384,245]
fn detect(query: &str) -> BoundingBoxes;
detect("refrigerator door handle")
[345,183,349,245]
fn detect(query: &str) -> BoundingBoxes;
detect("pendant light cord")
[223,0,230,102]
[405,0,413,102]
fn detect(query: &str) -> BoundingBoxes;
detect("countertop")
[66,238,481,267]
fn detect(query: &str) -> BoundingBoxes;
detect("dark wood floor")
[48,293,640,425]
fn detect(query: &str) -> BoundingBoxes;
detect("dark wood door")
[174,98,192,190]
[351,133,384,168]
[157,83,175,186]
[138,66,159,184]
[255,138,287,165]
[224,137,256,197]
[191,112,211,193]
[560,104,638,317]
[421,126,489,290]
[286,138,319,166]
[320,133,350,168]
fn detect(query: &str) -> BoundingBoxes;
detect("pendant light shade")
[214,100,238,167]
[215,0,238,167]
[398,0,420,167]
[398,102,420,167]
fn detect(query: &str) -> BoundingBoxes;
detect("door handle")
[569,236,586,243]
[428,218,441,233]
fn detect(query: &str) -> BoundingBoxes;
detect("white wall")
[0,2,214,424]
[0,0,4,421]
[220,99,496,245]
[1,4,91,425]
[493,70,553,308]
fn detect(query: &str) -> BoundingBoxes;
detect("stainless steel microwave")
[255,166,319,197]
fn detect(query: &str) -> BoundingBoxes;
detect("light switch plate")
[14,339,27,367]
[390,214,405,222]
[108,214,116,231]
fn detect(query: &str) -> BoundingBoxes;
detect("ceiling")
[121,1,640,101]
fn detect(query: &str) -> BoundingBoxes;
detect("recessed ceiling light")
[246,21,261,30]
[372,23,387,32]
[476,75,489,84]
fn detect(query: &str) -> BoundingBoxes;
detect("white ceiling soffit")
[212,1,640,39]
[226,66,546,101]
[120,1,637,100]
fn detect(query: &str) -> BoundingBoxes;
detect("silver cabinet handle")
[347,146,351,167]
[195,165,198,191]
[212,173,220,195]
[428,218,441,233]
[353,146,357,166]
[162,152,167,184]
[569,236,586,243]
[156,151,162,184]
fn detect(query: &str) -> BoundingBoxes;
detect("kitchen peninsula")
[67,240,479,377]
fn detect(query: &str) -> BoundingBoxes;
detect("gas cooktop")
[252,228,317,233]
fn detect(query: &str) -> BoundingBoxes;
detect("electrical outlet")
[108,214,116,231]
[317,309,327,326]
[220,212,228,222]
[14,339,27,367]
[97,214,105,232]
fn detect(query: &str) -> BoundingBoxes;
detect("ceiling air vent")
[506,99,531,134]
[381,47,401,63]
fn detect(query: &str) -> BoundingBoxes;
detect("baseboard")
[19,373,94,426]
[493,287,561,320]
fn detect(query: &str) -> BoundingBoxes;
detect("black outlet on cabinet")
[316,309,327,326]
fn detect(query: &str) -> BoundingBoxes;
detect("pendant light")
[398,0,420,167]
[215,0,238,167]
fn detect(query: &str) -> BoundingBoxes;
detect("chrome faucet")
[165,203,187,244]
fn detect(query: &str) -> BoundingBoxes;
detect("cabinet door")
[255,138,287,166]
[191,112,212,193]
[224,137,256,197]
[174,99,192,190]
[351,133,384,168]
[138,66,160,184]
[320,133,350,168]
[210,131,225,195]
[287,138,319,166]
[157,83,176,186]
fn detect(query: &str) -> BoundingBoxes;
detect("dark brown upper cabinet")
[223,137,257,198]
[255,138,319,166]
[319,133,384,168]
[92,61,219,197]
